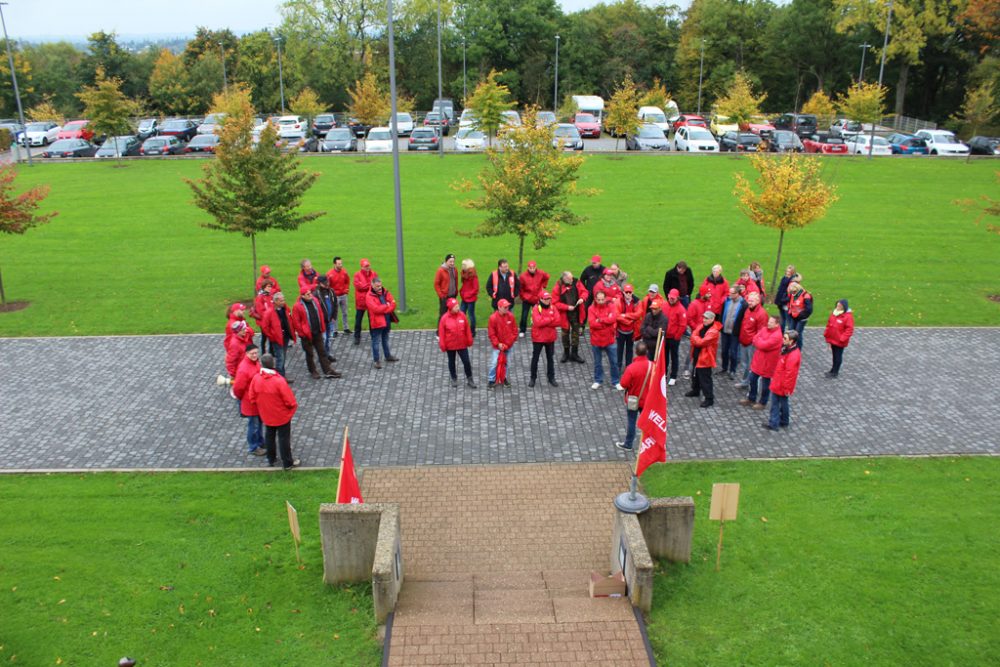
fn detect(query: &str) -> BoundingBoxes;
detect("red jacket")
[699,277,729,314]
[519,269,550,304]
[232,355,261,417]
[225,328,254,377]
[770,346,802,396]
[438,310,473,351]
[690,321,722,368]
[616,297,643,339]
[248,369,298,427]
[434,265,457,299]
[291,298,326,340]
[251,291,273,329]
[553,280,589,328]
[488,310,518,350]
[261,306,296,346]
[750,326,783,378]
[326,267,351,297]
[593,279,622,305]
[353,269,377,310]
[460,270,479,303]
[530,304,560,343]
[298,270,319,294]
[619,355,653,410]
[686,299,708,333]
[588,300,619,347]
[824,311,855,347]
[739,304,769,346]
[365,288,396,329]
[664,300,687,340]
[735,277,760,299]
[255,275,281,293]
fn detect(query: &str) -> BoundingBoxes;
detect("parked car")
[772,113,818,137]
[197,113,226,135]
[21,121,60,146]
[710,114,739,138]
[967,136,1000,156]
[573,112,601,138]
[423,111,451,136]
[719,131,762,152]
[765,130,805,153]
[347,118,372,139]
[432,98,456,124]
[95,135,141,158]
[311,113,337,137]
[672,114,708,130]
[393,112,415,136]
[845,134,892,156]
[830,118,863,137]
[408,127,440,151]
[625,124,669,151]
[536,111,558,127]
[318,128,358,152]
[137,118,159,140]
[140,135,185,156]
[499,110,522,132]
[158,118,198,141]
[802,133,848,154]
[458,108,478,129]
[747,122,776,137]
[637,106,671,134]
[886,133,928,155]
[41,138,98,158]
[552,123,584,151]
[673,125,719,152]
[454,128,486,152]
[276,115,306,140]
[184,134,221,154]
[915,129,970,156]
[57,120,95,141]
[365,127,394,152]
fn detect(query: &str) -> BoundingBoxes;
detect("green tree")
[21,42,84,117]
[148,49,199,116]
[639,77,673,113]
[951,81,999,138]
[0,48,33,117]
[733,153,838,300]
[348,72,391,128]
[0,163,57,305]
[557,94,579,122]
[290,87,325,130]
[714,70,767,129]
[455,108,596,273]
[26,98,63,124]
[186,86,324,287]
[76,67,142,160]
[466,69,514,146]
[836,81,887,157]
[801,89,837,130]
[604,74,641,150]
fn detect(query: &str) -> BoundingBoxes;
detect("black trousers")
[665,338,681,379]
[519,301,536,333]
[265,421,293,468]
[301,336,333,375]
[831,345,845,374]
[531,342,556,380]
[616,331,634,370]
[691,367,714,401]
[447,348,473,379]
[439,296,450,318]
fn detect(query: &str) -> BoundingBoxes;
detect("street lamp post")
[436,0,443,158]
[0,2,31,166]
[553,35,560,111]
[867,0,893,158]
[219,42,228,91]
[858,42,871,82]
[696,38,706,117]
[274,36,286,112]
[462,37,466,104]
[387,0,407,311]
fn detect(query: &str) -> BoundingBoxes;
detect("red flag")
[635,337,668,477]
[336,432,363,504]
[495,350,508,385]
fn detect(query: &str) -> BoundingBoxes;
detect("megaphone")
[216,374,232,386]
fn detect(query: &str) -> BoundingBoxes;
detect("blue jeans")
[719,332,739,372]
[789,319,807,348]
[460,300,477,333]
[739,344,754,382]
[769,394,790,428]
[371,327,392,361]
[271,340,289,377]
[622,408,638,448]
[747,371,771,405]
[245,414,264,452]
[488,346,513,383]
[592,343,620,384]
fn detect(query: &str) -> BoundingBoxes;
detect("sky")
[4,0,653,40]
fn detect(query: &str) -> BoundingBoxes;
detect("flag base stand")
[614,474,650,514]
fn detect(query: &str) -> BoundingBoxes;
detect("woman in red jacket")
[459,258,480,337]
[685,310,722,408]
[765,330,802,431]
[529,292,560,387]
[438,298,477,388]
[823,299,855,378]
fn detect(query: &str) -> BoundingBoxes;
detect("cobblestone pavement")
[0,327,997,470]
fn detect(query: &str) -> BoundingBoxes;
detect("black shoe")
[503,379,510,387]
[560,350,570,363]
[285,378,294,385]
[684,390,699,397]
[700,400,714,408]
[466,378,478,389]
[761,423,779,431]
[343,328,352,334]
[488,381,495,389]
[283,458,301,470]
[528,379,536,388]
[353,338,360,346]
[310,371,321,380]
[386,356,400,362]
[548,378,559,387]
[571,346,585,363]
[825,371,838,378]
[324,370,343,378]
[451,378,459,388]
[614,441,633,451]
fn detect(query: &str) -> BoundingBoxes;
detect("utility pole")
[436,0,444,158]
[219,42,228,91]
[553,35,560,111]
[274,36,286,112]
[0,2,31,166]
[387,0,407,311]
[868,0,893,158]
[858,43,871,82]
[462,37,466,104]
[696,39,706,117]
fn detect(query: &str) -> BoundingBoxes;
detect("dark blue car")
[886,133,928,155]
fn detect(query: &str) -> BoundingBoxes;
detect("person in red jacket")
[518,260,550,336]
[438,298,477,388]
[225,319,254,379]
[664,289,688,386]
[325,256,352,336]
[588,290,621,389]
[823,299,854,378]
[459,258,479,337]
[615,284,643,371]
[251,279,275,332]
[298,258,320,294]
[353,259,377,345]
[224,302,249,352]
[434,253,459,319]
[232,343,265,456]
[615,341,651,451]
[685,310,722,407]
[260,292,296,380]
[740,314,782,409]
[553,271,589,363]
[699,264,729,315]
[529,292,560,387]
[256,265,281,294]
[593,269,623,305]
[291,288,342,379]
[682,291,711,378]
[365,277,399,369]
[786,281,813,347]
[764,330,802,431]
[248,354,300,470]
[736,291,769,388]
[487,298,518,388]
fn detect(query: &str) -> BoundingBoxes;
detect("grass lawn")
[1,154,997,337]
[0,470,382,667]
[640,455,1000,666]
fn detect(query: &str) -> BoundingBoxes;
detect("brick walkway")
[364,463,651,666]
[0,328,997,470]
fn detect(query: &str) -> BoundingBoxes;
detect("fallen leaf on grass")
[864,470,871,475]
[208,609,216,617]
[10,587,15,592]
[159,586,174,591]
[56,658,62,664]
[178,604,185,615]
[912,554,918,561]
[760,517,768,523]
[57,599,66,605]
[53,577,61,581]
[333,634,340,640]
[247,608,253,615]
[255,627,261,633]
[290,609,301,614]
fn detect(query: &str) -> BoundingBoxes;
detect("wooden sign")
[286,501,302,563]
[709,483,740,571]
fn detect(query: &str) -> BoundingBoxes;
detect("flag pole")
[615,330,663,514]
[634,329,665,477]
[335,426,348,502]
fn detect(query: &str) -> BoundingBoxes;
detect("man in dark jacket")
[640,298,669,361]
[718,287,746,378]
[260,292,295,382]
[579,254,605,306]
[485,258,520,310]
[291,288,342,380]
[663,260,695,307]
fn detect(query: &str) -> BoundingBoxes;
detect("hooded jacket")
[530,303,560,343]
[750,326,783,378]
[248,369,298,427]
[438,310,473,351]
[699,274,729,314]
[233,355,262,417]
[519,268,550,304]
[770,344,802,396]
[824,307,855,347]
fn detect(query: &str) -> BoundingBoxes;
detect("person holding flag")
[634,335,670,475]
[615,341,651,451]
[487,298,518,388]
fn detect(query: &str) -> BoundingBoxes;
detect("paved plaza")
[1,327,997,470]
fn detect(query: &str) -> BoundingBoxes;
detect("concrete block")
[610,511,654,613]
[638,496,695,563]
[372,505,403,623]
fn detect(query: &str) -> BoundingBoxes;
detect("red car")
[672,114,707,130]
[803,133,848,155]
[57,120,95,141]
[747,123,776,136]
[573,113,601,138]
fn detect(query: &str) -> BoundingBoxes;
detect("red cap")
[231,302,246,312]
[603,268,614,276]
[668,288,680,299]
[650,298,664,308]
[360,258,371,268]
[527,260,537,269]
[497,298,511,308]
[623,284,634,293]
[591,254,602,263]
[260,265,271,275]
[541,291,552,299]
[446,297,458,309]
[299,286,312,295]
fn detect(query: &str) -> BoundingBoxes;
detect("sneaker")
[614,383,624,391]
[250,447,266,457]
[374,360,382,369]
[591,382,601,390]
[283,458,301,470]
[668,378,676,386]
[739,399,753,406]
[324,370,343,378]
[752,403,767,410]
[761,423,779,432]
[519,332,525,338]
[699,400,714,408]
[734,382,748,389]
[451,378,459,388]
[615,441,633,451]
[386,356,400,362]
[488,381,495,389]
[682,370,691,379]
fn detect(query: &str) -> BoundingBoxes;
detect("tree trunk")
[894,61,909,118]
[250,234,258,293]
[769,229,785,306]
[0,263,6,305]
[517,235,525,275]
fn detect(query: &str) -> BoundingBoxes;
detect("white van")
[571,95,604,125]
[638,106,671,133]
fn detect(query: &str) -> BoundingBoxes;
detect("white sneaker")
[519,332,525,338]
[683,370,691,379]
[668,378,676,386]
[590,382,601,390]
[615,383,624,391]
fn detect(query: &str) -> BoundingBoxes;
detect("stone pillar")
[371,506,403,624]
[638,496,695,563]
[610,510,654,613]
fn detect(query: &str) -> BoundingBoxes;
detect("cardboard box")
[589,571,626,598]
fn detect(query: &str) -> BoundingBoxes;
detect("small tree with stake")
[76,67,141,162]
[733,153,838,302]
[715,70,767,131]
[466,70,515,147]
[605,74,641,151]
[186,85,324,291]
[0,163,57,306]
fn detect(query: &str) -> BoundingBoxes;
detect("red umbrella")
[495,350,508,385]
